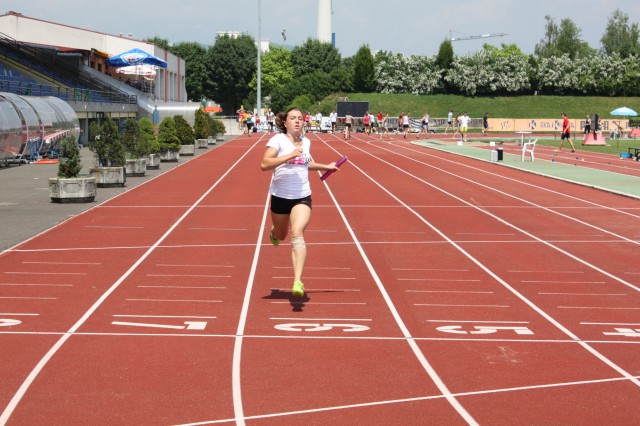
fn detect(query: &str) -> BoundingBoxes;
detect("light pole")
[256,0,262,116]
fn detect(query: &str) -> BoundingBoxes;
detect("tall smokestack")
[317,0,332,43]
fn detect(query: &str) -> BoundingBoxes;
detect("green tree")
[601,8,640,58]
[173,115,195,145]
[353,45,376,93]
[535,15,592,59]
[249,45,294,97]
[100,117,125,167]
[145,36,170,50]
[207,34,257,113]
[435,39,455,70]
[138,117,158,153]
[194,108,210,140]
[157,117,181,151]
[291,38,341,77]
[171,41,209,101]
[57,135,82,178]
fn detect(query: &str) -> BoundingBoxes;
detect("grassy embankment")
[316,93,640,154]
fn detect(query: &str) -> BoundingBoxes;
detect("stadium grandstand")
[0,10,198,163]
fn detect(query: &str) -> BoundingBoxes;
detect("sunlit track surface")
[0,132,638,425]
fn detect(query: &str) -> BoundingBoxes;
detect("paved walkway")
[413,140,640,199]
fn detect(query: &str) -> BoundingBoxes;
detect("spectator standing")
[482,112,489,135]
[584,115,591,134]
[329,110,337,133]
[315,111,323,133]
[444,110,454,134]
[459,112,470,142]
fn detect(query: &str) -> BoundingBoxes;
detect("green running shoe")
[269,231,280,246]
[292,281,305,297]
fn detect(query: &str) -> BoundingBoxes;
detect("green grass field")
[464,135,640,155]
[326,93,639,120]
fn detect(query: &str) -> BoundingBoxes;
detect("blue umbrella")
[610,107,638,116]
[106,48,167,68]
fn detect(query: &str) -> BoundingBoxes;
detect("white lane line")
[188,227,247,231]
[539,292,627,296]
[273,266,351,270]
[407,290,494,294]
[3,272,86,275]
[522,280,606,284]
[176,375,640,426]
[581,322,640,326]
[559,306,640,310]
[393,268,469,272]
[272,276,355,280]
[137,286,227,289]
[0,138,265,426]
[398,278,481,282]
[21,261,101,265]
[146,274,231,278]
[271,302,367,306]
[126,299,222,303]
[0,313,39,316]
[270,318,372,322]
[455,233,516,236]
[113,315,218,319]
[84,226,144,229]
[426,320,530,324]
[269,288,360,292]
[339,138,640,396]
[156,264,235,268]
[366,231,426,234]
[0,283,73,287]
[232,189,271,426]
[415,304,510,308]
[509,270,584,274]
[0,297,57,300]
[318,147,478,426]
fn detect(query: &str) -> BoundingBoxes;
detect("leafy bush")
[174,115,195,145]
[57,135,82,178]
[157,117,181,151]
[138,117,159,154]
[89,117,125,166]
[194,108,210,139]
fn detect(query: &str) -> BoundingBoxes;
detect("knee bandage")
[290,236,306,250]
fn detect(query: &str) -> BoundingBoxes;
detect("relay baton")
[320,156,348,181]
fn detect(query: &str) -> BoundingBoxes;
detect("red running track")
[0,131,639,425]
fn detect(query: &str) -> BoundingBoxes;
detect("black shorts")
[270,195,312,215]
[561,132,571,140]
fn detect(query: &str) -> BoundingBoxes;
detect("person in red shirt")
[559,113,576,152]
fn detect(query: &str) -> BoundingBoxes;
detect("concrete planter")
[179,144,195,156]
[216,134,225,142]
[146,153,160,170]
[90,166,126,188]
[49,176,97,203]
[208,136,216,145]
[159,149,180,162]
[125,158,147,177]
[196,139,208,149]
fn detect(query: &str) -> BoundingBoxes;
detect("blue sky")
[3,0,639,57]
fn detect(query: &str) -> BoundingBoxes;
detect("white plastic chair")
[522,138,537,162]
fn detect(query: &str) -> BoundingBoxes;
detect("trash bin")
[497,147,504,161]
[490,150,498,162]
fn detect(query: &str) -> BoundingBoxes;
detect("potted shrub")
[194,108,209,149]
[212,117,226,142]
[157,116,181,162]
[174,115,195,156]
[89,116,126,187]
[138,117,160,169]
[122,118,150,177]
[49,135,96,203]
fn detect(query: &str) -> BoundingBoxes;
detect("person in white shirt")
[459,112,470,142]
[315,111,322,132]
[444,110,453,135]
[329,111,337,133]
[261,107,339,297]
